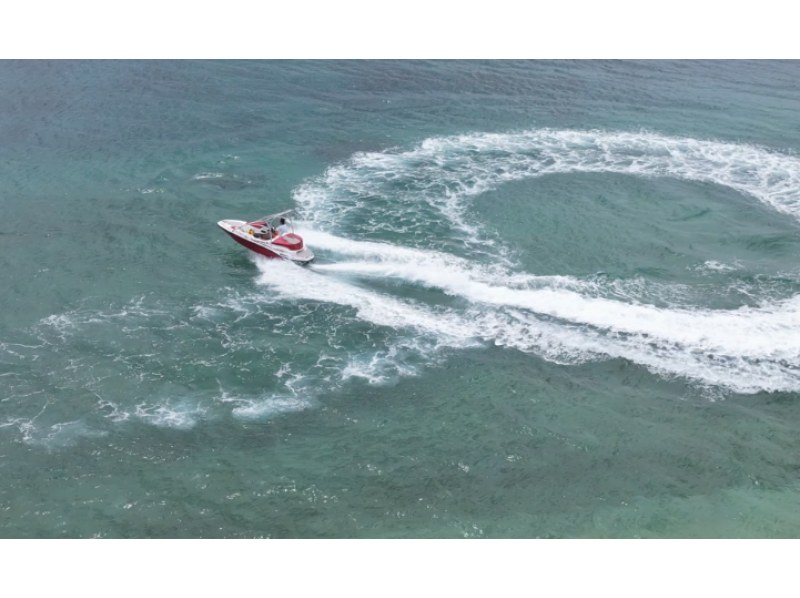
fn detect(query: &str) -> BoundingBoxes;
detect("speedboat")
[217,210,315,265]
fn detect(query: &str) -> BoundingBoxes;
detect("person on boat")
[275,217,290,236]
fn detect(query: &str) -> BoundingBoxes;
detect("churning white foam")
[0,417,107,449]
[256,259,479,346]
[258,235,800,393]
[285,129,800,394]
[230,396,312,419]
[133,401,207,430]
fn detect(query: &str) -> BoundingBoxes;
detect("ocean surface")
[2,60,800,538]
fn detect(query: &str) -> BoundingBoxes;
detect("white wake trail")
[285,129,800,394]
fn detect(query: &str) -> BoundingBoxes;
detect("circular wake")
[7,127,800,448]
[282,129,800,395]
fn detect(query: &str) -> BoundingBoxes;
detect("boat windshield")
[247,210,297,238]
[263,210,296,234]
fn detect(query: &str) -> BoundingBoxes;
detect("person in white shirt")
[275,217,290,236]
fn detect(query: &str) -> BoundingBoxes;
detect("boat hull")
[224,229,282,259]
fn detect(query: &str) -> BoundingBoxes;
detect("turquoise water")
[2,60,800,537]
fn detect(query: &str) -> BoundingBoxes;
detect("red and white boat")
[217,210,315,265]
